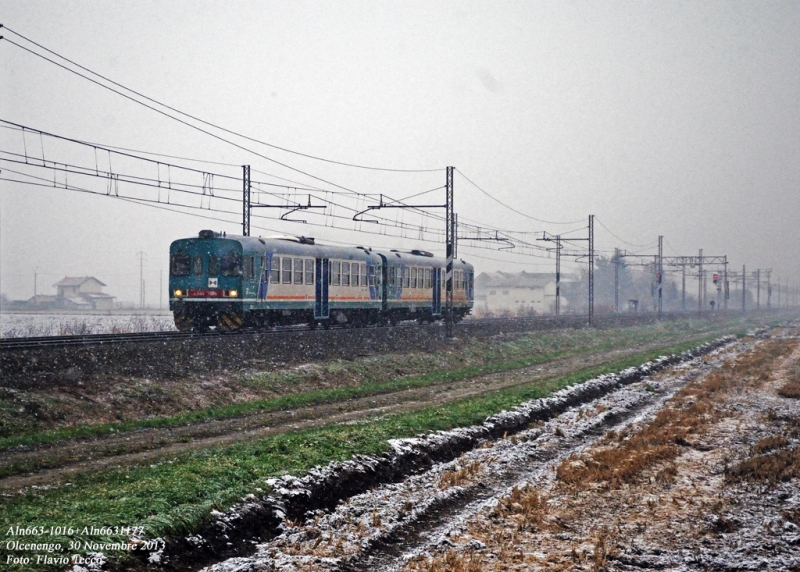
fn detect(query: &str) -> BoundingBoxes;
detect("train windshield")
[209,254,220,276]
[221,253,242,277]
[170,253,190,276]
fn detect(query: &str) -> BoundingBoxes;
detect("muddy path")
[196,328,800,572]
[0,330,716,491]
[394,330,800,572]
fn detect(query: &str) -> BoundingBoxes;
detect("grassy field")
[0,316,780,570]
[0,318,743,449]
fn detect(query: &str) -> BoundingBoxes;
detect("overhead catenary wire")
[1,25,442,174]
[0,125,597,263]
[455,169,585,225]
[594,217,655,249]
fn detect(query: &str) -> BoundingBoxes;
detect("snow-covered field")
[0,313,176,338]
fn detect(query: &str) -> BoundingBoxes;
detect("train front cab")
[169,233,245,331]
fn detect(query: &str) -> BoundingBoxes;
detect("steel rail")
[0,310,747,352]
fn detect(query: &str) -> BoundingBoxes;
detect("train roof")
[171,231,473,269]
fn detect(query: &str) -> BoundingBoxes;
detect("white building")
[474,271,569,315]
[52,277,116,310]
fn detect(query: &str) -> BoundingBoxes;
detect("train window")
[209,254,220,276]
[332,261,341,286]
[425,268,431,289]
[282,257,292,284]
[243,257,255,280]
[386,265,394,286]
[304,259,314,285]
[410,268,417,288]
[221,253,242,277]
[293,258,303,284]
[192,255,203,276]
[352,263,360,286]
[270,256,280,283]
[342,262,350,286]
[368,265,375,286]
[170,253,190,276]
[402,267,409,288]
[361,264,367,287]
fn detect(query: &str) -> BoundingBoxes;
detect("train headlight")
[228,290,238,298]
[174,289,184,297]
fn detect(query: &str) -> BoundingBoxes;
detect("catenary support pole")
[445,166,455,338]
[742,265,746,313]
[723,256,728,310]
[757,269,761,311]
[242,165,251,236]
[681,263,686,311]
[614,247,619,313]
[588,215,595,326]
[556,236,562,316]
[698,249,703,313]
[657,235,663,317]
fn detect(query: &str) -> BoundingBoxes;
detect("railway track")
[0,312,678,351]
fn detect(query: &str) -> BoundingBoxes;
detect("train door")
[258,255,269,301]
[314,258,329,319]
[432,266,442,315]
[378,254,390,311]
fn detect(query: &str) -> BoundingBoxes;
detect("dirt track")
[197,327,800,572]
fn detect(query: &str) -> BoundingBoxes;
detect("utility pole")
[160,269,163,310]
[242,165,251,236]
[613,247,619,313]
[137,251,147,309]
[657,235,663,317]
[445,166,455,338]
[588,215,595,326]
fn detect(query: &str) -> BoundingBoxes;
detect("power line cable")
[455,169,585,225]
[594,217,656,248]
[2,26,441,173]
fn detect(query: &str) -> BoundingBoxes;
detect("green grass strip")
[0,334,721,572]
[0,319,741,452]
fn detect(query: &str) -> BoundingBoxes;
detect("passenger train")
[169,230,474,331]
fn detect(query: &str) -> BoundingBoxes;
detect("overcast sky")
[1,0,799,305]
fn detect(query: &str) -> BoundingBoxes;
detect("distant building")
[46,276,116,310]
[475,271,571,315]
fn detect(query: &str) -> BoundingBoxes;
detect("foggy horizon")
[2,1,799,306]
